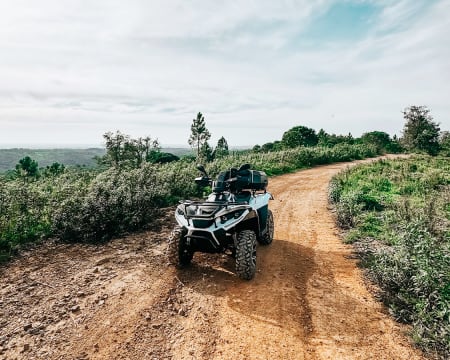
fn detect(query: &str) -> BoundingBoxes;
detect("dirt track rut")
[0,157,425,359]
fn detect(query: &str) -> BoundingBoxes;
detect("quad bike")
[168,164,274,280]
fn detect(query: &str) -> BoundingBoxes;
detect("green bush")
[335,190,363,228]
[330,155,450,358]
[0,143,380,259]
[371,223,450,354]
[53,164,176,242]
[0,180,52,259]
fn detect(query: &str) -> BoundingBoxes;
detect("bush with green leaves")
[53,164,171,241]
[329,156,450,358]
[371,221,449,354]
[0,168,96,261]
[0,180,50,256]
[0,160,202,253]
[206,143,378,177]
[0,142,379,261]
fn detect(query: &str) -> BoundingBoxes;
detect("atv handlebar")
[195,176,211,187]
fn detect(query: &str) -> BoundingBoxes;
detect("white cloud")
[0,0,449,147]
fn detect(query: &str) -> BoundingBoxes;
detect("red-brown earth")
[0,156,424,360]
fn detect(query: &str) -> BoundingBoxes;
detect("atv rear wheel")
[259,209,274,245]
[167,226,193,267]
[235,230,257,280]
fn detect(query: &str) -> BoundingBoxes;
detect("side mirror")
[196,164,208,176]
[195,176,211,187]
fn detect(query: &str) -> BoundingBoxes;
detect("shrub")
[1,143,381,256]
[335,190,364,228]
[53,164,169,242]
[330,156,450,358]
[371,223,450,354]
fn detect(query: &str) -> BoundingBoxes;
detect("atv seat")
[234,191,252,203]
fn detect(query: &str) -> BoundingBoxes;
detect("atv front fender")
[235,210,259,234]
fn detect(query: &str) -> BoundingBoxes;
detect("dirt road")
[0,158,424,360]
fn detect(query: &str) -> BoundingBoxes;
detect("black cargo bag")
[236,170,268,191]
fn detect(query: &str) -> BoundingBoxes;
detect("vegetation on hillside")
[0,141,379,262]
[253,126,402,155]
[329,156,450,358]
[0,148,105,173]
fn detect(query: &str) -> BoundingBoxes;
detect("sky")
[0,0,449,148]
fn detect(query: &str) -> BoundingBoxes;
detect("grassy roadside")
[329,155,450,358]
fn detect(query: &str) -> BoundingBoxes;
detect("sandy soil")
[0,156,425,360]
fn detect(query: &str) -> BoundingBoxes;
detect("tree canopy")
[188,112,211,159]
[102,131,160,168]
[439,131,450,156]
[282,126,318,148]
[360,131,403,154]
[401,106,440,155]
[146,151,179,164]
[214,136,229,158]
[15,156,39,179]
[200,142,214,162]
[317,129,354,147]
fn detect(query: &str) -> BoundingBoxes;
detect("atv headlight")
[219,210,244,223]
[177,208,184,216]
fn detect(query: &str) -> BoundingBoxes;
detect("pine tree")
[214,136,229,158]
[200,142,214,162]
[188,112,211,158]
[15,156,39,180]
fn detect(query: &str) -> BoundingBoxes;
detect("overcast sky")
[0,0,449,148]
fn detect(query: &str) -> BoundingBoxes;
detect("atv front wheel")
[235,230,257,280]
[259,209,274,245]
[167,226,193,267]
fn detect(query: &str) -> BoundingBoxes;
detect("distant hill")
[162,148,193,157]
[0,148,106,172]
[0,147,193,172]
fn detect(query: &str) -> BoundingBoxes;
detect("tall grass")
[209,143,378,176]
[329,156,450,358]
